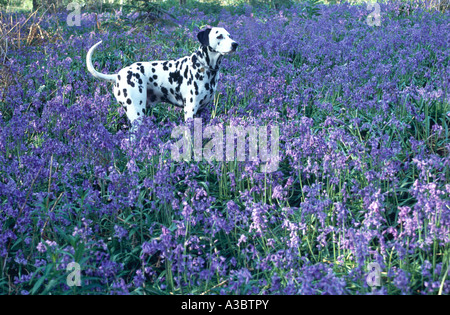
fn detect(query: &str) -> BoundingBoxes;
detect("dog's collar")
[199,66,220,73]
[195,46,222,73]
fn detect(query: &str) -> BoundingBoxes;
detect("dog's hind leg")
[113,70,147,139]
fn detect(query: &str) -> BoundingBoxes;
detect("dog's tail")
[86,41,117,83]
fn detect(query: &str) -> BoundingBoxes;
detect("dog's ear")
[197,28,211,47]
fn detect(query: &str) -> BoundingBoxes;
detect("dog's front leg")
[183,97,198,122]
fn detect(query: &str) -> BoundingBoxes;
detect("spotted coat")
[86,27,238,126]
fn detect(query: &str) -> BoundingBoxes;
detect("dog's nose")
[232,42,239,51]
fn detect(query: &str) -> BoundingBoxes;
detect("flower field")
[0,0,449,295]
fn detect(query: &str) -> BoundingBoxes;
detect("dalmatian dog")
[86,27,238,130]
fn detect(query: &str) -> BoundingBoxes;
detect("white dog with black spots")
[86,27,238,130]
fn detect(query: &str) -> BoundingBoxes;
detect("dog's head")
[197,27,238,55]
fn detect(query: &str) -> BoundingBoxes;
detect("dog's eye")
[217,35,224,40]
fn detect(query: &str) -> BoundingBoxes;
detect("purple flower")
[114,225,129,240]
[36,242,47,253]
[237,234,247,247]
